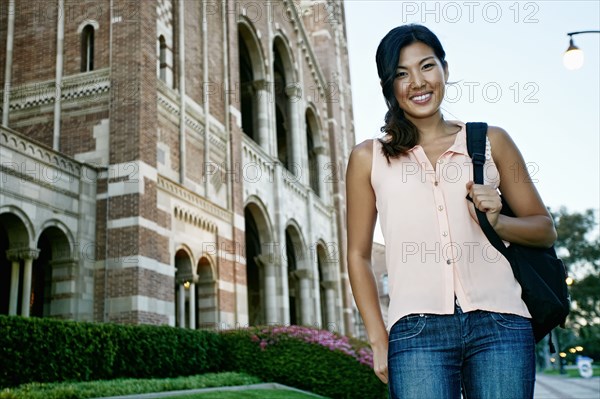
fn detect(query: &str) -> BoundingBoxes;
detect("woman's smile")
[410,92,433,104]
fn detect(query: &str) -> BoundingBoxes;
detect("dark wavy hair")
[376,24,447,162]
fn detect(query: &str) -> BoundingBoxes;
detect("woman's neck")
[406,111,454,142]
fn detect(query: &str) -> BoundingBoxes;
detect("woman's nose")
[410,73,425,89]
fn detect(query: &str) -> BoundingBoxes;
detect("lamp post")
[563,31,600,70]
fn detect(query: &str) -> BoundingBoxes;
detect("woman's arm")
[467,126,557,248]
[345,139,388,384]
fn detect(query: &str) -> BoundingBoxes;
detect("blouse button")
[438,205,444,211]
[442,231,448,237]
[434,181,439,186]
[446,259,452,265]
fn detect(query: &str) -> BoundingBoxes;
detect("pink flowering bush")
[250,325,374,368]
[220,325,386,399]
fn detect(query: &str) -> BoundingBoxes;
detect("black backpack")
[465,122,570,351]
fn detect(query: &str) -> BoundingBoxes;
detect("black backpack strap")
[465,122,511,259]
[465,122,488,183]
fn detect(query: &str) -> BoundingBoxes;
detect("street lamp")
[563,31,600,70]
[566,276,574,286]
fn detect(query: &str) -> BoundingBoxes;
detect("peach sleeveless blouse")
[370,121,530,330]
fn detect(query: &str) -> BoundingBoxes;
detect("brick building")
[0,0,358,335]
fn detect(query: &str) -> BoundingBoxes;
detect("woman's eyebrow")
[397,56,435,69]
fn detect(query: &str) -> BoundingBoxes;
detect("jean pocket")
[388,315,426,342]
[488,312,532,330]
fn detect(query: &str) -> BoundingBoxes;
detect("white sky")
[344,0,600,244]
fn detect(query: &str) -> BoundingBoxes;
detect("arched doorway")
[317,243,337,331]
[31,226,70,317]
[0,211,33,316]
[285,224,309,325]
[0,221,11,315]
[245,207,263,326]
[286,228,299,324]
[196,256,217,329]
[174,248,193,328]
[244,200,274,326]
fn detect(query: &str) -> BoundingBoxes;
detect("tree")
[551,207,600,361]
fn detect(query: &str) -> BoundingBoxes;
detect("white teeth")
[412,93,431,102]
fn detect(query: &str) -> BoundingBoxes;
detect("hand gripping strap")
[465,122,511,260]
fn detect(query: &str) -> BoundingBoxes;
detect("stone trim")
[0,68,110,112]
[0,126,99,179]
[173,205,218,233]
[157,175,231,222]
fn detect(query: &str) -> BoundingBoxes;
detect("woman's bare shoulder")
[350,139,375,161]
[486,125,513,147]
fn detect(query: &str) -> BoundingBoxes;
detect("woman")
[345,24,556,399]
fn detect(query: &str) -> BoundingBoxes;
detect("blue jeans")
[387,303,535,399]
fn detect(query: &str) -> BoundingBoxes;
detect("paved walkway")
[534,373,600,399]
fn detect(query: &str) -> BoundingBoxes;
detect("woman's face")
[393,41,448,122]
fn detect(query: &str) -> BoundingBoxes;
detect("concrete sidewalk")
[534,373,600,399]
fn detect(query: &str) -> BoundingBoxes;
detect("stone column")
[189,282,196,329]
[178,283,186,327]
[253,79,270,151]
[2,0,15,127]
[314,145,328,197]
[53,0,65,150]
[256,254,278,324]
[178,0,186,184]
[20,249,40,317]
[322,281,338,330]
[284,85,302,177]
[6,249,21,316]
[294,269,314,325]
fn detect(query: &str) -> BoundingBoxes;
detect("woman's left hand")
[466,181,502,228]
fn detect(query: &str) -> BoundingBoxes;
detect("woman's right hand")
[371,339,389,384]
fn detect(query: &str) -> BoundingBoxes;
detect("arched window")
[273,45,289,169]
[238,33,256,141]
[306,110,320,195]
[158,35,167,82]
[81,25,95,72]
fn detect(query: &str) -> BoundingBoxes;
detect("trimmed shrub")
[0,316,115,387]
[107,323,222,379]
[0,316,223,388]
[220,325,387,399]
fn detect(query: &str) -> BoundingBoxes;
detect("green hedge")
[220,326,387,399]
[0,316,223,388]
[0,316,386,398]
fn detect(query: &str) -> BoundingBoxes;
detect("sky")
[343,0,600,244]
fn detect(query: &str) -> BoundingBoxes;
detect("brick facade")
[0,0,357,334]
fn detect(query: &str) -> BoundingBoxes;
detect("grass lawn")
[167,389,322,399]
[0,372,263,399]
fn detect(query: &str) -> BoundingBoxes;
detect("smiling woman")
[345,1,600,222]
[346,23,558,399]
